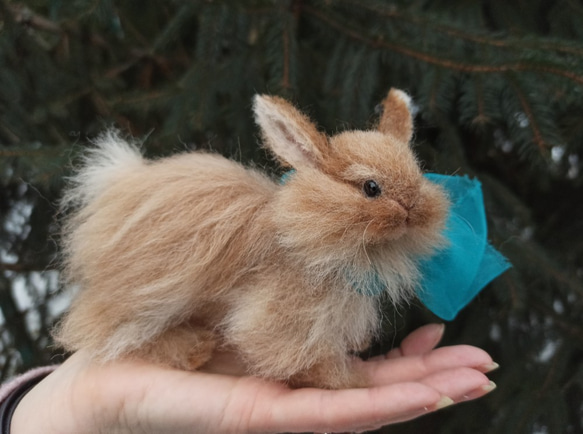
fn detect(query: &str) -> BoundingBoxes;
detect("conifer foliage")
[1,1,583,432]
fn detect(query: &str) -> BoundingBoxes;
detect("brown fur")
[54,89,449,389]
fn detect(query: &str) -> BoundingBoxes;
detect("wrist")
[1,368,53,434]
[10,357,116,434]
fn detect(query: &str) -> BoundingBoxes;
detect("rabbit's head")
[254,89,448,292]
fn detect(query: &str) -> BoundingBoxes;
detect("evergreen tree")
[1,1,582,432]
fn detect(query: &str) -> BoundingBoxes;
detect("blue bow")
[416,174,511,320]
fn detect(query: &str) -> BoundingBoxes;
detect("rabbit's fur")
[54,89,449,389]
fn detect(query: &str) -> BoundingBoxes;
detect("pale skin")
[11,324,498,433]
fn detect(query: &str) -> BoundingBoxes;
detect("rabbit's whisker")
[362,219,375,266]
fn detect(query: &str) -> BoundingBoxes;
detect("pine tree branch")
[427,69,445,113]
[347,0,583,58]
[513,342,567,433]
[151,3,199,54]
[0,147,56,158]
[0,276,44,369]
[280,0,302,91]
[303,5,583,86]
[7,3,62,34]
[4,2,159,85]
[0,262,55,273]
[282,19,291,90]
[0,121,22,144]
[472,76,489,126]
[566,0,583,17]
[519,241,583,298]
[531,299,583,341]
[42,0,102,27]
[506,75,550,152]
[0,352,16,381]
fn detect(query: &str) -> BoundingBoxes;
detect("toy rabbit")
[54,89,449,389]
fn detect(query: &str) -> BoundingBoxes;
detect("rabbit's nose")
[388,178,421,211]
[393,188,420,212]
[387,199,409,225]
[395,197,417,211]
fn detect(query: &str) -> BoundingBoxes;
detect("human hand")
[11,324,497,433]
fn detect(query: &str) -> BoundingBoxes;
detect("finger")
[258,382,448,433]
[362,345,494,385]
[419,366,494,402]
[369,324,445,362]
[135,373,448,434]
[386,323,445,359]
[347,397,453,433]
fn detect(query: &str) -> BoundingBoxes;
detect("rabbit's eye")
[363,180,381,198]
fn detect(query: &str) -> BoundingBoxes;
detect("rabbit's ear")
[253,95,328,169]
[377,88,414,143]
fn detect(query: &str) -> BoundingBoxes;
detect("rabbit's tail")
[61,130,144,212]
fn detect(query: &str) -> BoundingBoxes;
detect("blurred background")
[1,1,582,432]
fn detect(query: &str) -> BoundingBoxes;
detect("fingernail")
[429,323,446,345]
[463,381,497,400]
[483,380,497,393]
[480,362,500,373]
[434,396,454,410]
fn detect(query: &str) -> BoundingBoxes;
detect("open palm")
[12,324,496,433]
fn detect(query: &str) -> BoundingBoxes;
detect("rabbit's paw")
[130,325,217,371]
[288,356,368,390]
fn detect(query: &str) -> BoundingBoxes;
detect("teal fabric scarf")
[417,174,510,320]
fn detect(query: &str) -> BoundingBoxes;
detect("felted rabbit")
[54,89,449,389]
